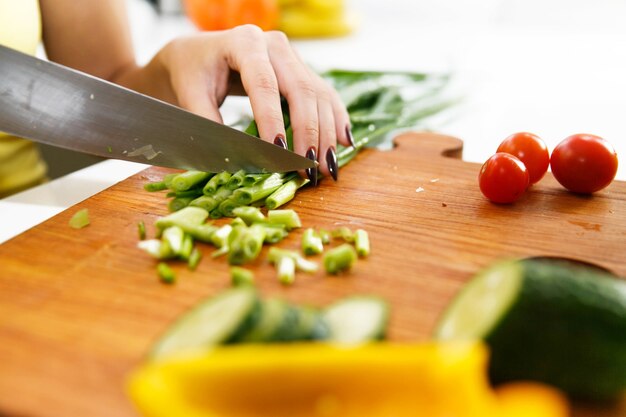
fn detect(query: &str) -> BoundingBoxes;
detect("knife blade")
[0,45,315,173]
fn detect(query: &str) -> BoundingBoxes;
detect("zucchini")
[151,287,259,359]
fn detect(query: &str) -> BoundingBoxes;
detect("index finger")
[225,25,286,147]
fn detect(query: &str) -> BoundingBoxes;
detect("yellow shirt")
[0,0,47,197]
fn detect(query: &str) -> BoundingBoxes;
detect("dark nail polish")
[305,146,318,187]
[274,135,287,149]
[326,146,338,181]
[346,125,356,148]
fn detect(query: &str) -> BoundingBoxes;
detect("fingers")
[224,25,286,146]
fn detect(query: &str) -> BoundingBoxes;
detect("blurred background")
[43,0,626,179]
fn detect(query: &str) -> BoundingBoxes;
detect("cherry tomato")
[497,132,549,185]
[550,134,618,194]
[479,153,530,204]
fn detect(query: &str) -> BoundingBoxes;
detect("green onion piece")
[188,247,202,270]
[183,224,217,243]
[256,223,288,244]
[230,217,247,228]
[332,226,355,242]
[354,229,370,257]
[203,171,231,195]
[265,176,309,209]
[268,247,318,273]
[162,226,185,255]
[302,228,323,255]
[232,206,265,225]
[209,209,223,219]
[166,188,203,199]
[232,173,289,205]
[211,224,232,248]
[168,196,194,212]
[189,195,220,212]
[170,171,212,192]
[163,173,178,189]
[218,197,242,217]
[138,221,146,240]
[157,262,176,284]
[276,256,296,286]
[243,224,267,262]
[156,207,209,229]
[323,243,357,274]
[143,181,167,192]
[242,173,270,187]
[318,229,331,245]
[231,266,255,286]
[267,209,301,230]
[179,233,194,260]
[227,225,248,265]
[226,169,247,190]
[137,239,165,259]
[69,208,90,229]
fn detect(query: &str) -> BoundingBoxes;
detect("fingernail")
[306,146,318,187]
[326,146,338,181]
[346,125,356,148]
[274,135,287,149]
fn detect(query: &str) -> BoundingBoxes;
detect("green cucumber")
[151,287,259,359]
[434,258,626,400]
[292,306,328,341]
[322,296,389,344]
[236,298,299,343]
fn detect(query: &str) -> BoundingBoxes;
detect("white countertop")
[2,0,626,244]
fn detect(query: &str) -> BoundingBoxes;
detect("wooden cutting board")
[0,133,624,417]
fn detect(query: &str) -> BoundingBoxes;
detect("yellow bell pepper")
[278,0,355,38]
[127,342,568,417]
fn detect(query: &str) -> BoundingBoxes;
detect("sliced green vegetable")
[354,229,370,257]
[187,247,202,271]
[170,171,212,192]
[322,296,389,344]
[265,176,309,209]
[301,228,323,256]
[143,181,168,192]
[150,287,260,359]
[237,299,298,342]
[162,226,185,256]
[323,243,357,274]
[232,206,265,225]
[268,247,318,273]
[157,262,176,284]
[226,169,247,190]
[332,226,354,242]
[69,208,90,229]
[267,209,301,230]
[231,266,255,286]
[276,255,296,285]
[138,221,146,240]
[203,171,231,195]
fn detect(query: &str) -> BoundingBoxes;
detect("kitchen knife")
[0,44,316,173]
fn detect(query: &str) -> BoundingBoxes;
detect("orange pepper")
[183,0,279,31]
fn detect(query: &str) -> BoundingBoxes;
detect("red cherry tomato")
[550,134,618,194]
[479,153,530,204]
[497,132,549,185]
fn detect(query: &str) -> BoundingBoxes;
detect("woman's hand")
[146,25,352,183]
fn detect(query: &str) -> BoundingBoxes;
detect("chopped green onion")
[203,171,231,195]
[162,226,185,255]
[189,195,220,212]
[179,233,194,260]
[138,239,169,259]
[242,173,270,187]
[162,173,178,189]
[323,243,357,274]
[243,224,267,261]
[318,229,331,245]
[188,247,202,270]
[69,208,90,229]
[232,206,265,225]
[267,209,301,230]
[268,247,318,273]
[156,206,209,229]
[218,197,242,217]
[276,255,296,285]
[168,196,194,212]
[226,169,247,190]
[170,171,212,192]
[157,262,176,284]
[256,223,288,244]
[265,176,309,209]
[354,229,370,257]
[143,181,168,192]
[231,266,255,286]
[166,188,203,199]
[302,228,323,255]
[138,221,146,240]
[332,226,355,242]
[232,173,289,205]
[230,217,247,228]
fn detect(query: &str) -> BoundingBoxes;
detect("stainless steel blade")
[0,45,315,173]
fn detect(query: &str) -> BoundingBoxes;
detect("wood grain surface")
[0,132,624,417]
